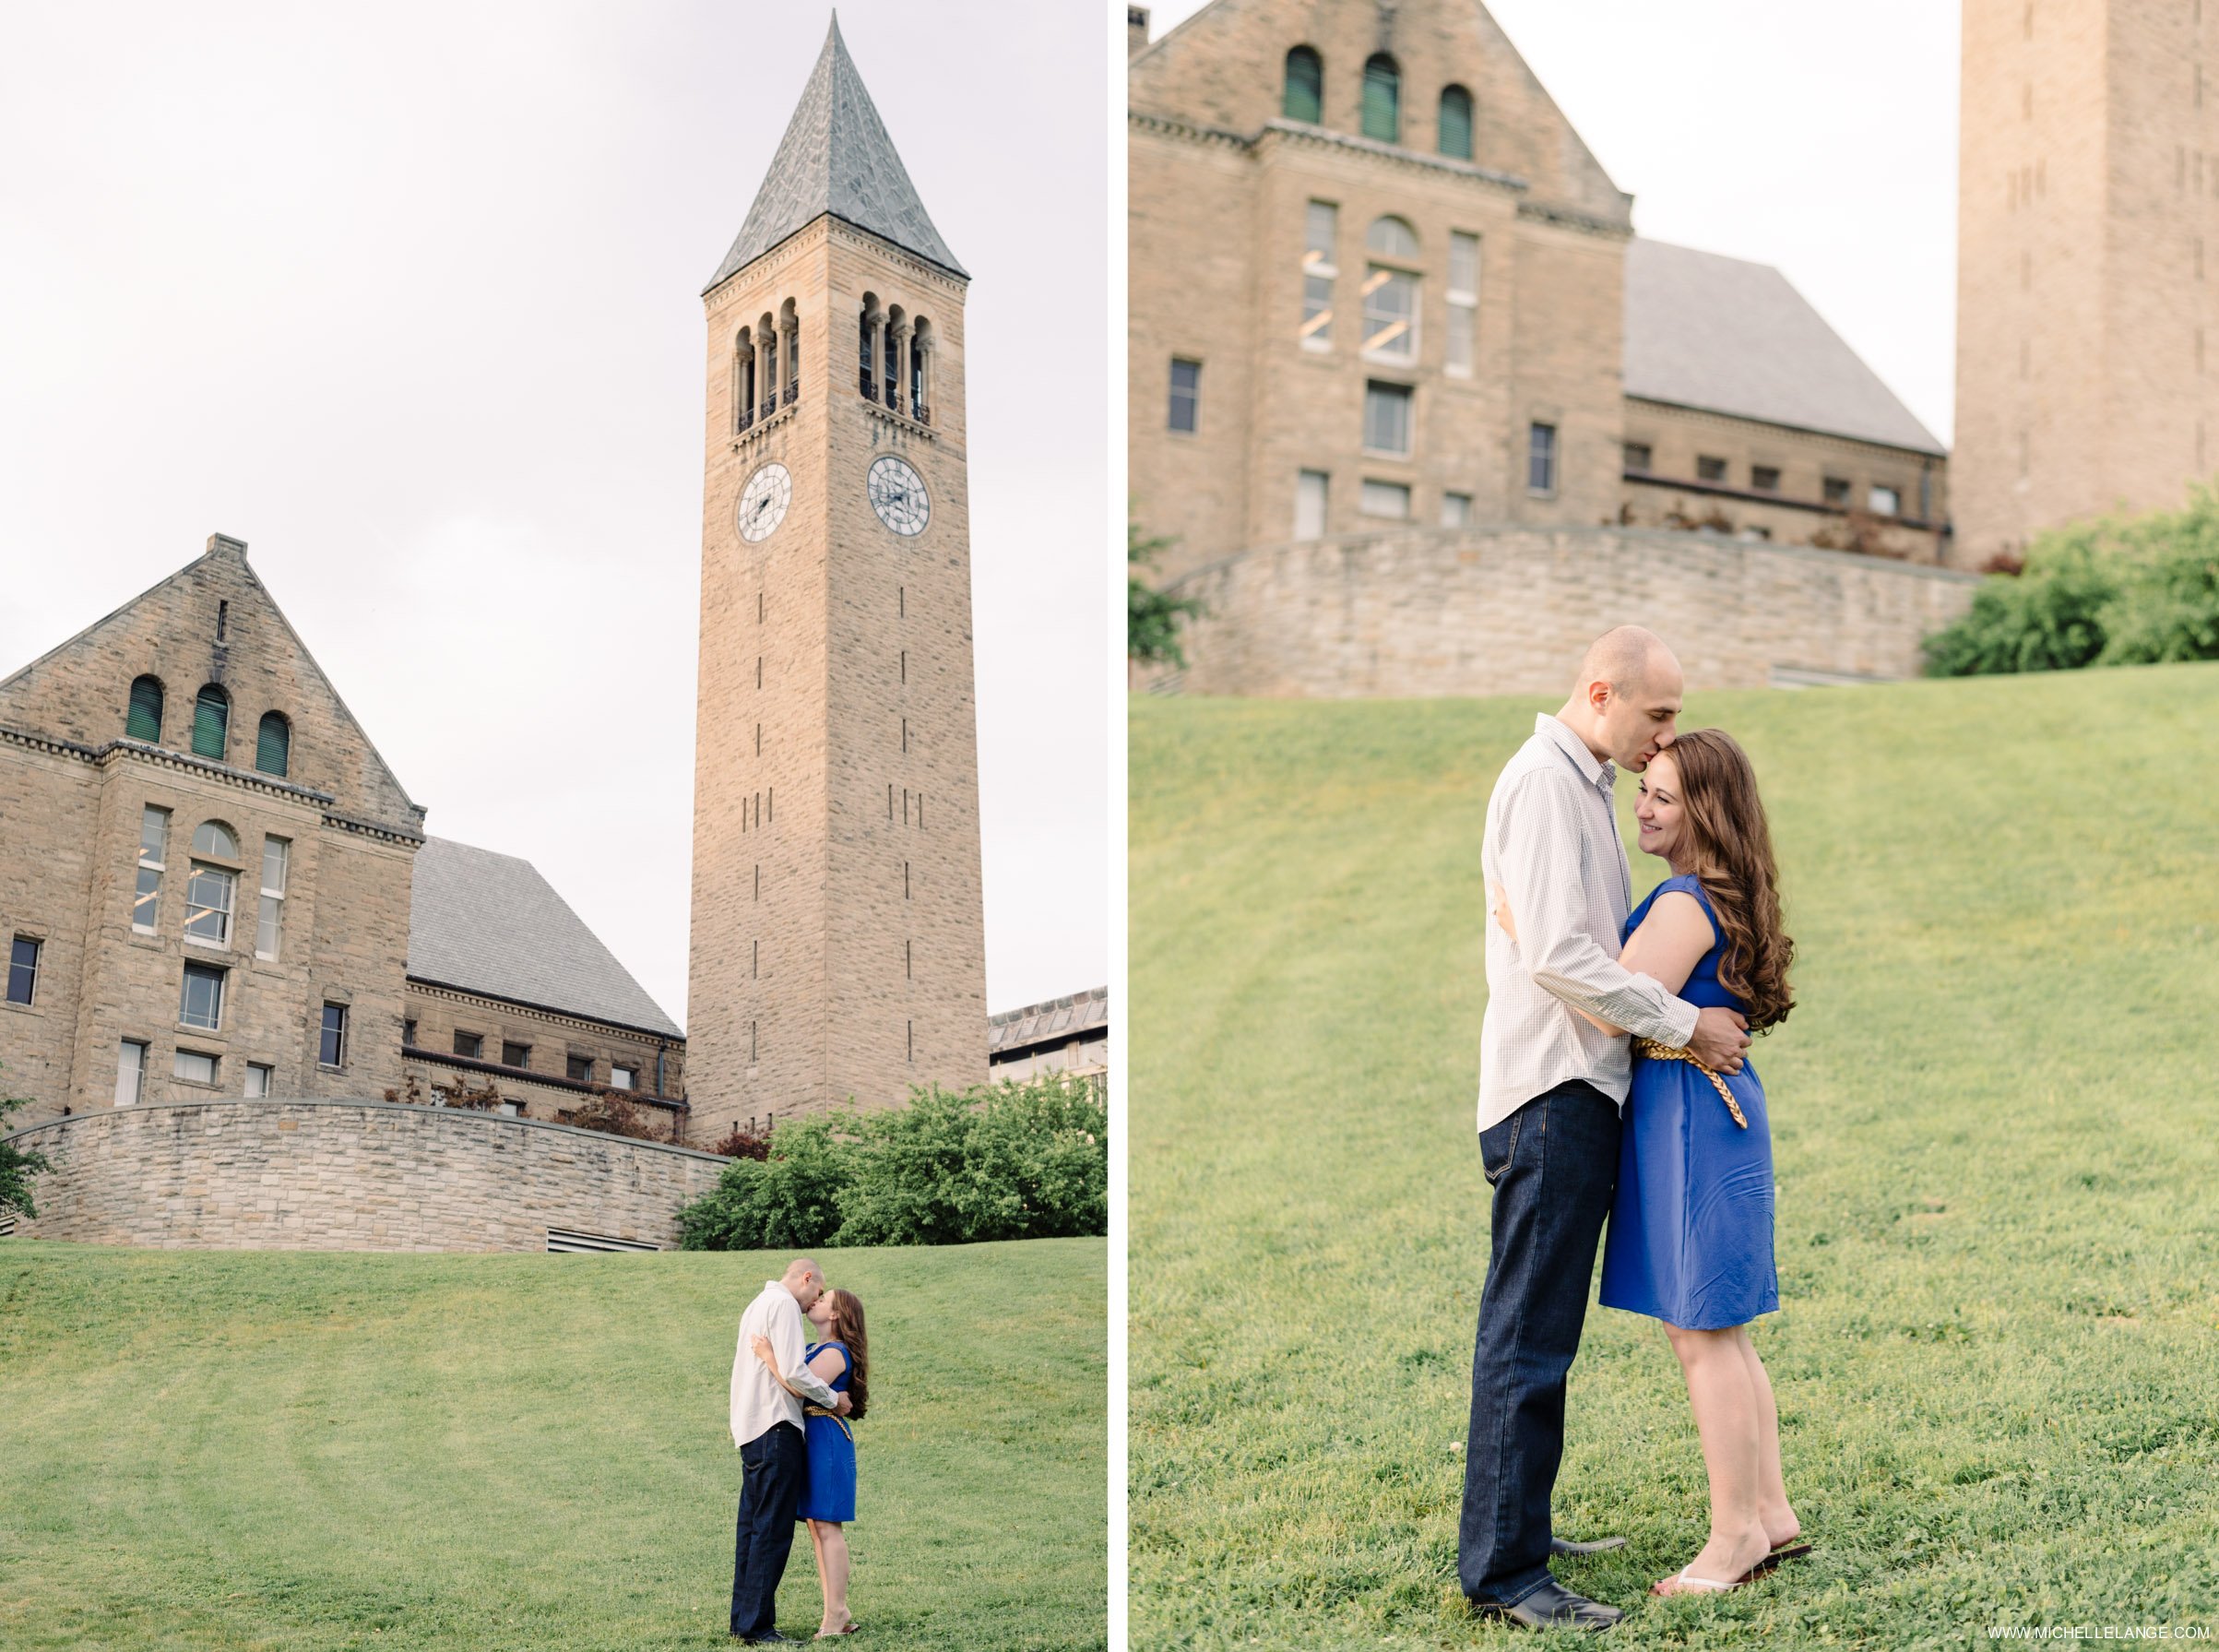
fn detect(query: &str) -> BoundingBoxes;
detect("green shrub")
[676,1113,852,1251]
[1923,539,2115,675]
[1,1074,50,1222]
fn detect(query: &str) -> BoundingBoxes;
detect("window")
[193,821,238,859]
[1527,422,1559,494]
[453,1030,483,1059]
[173,1049,219,1085]
[127,675,163,742]
[1696,455,1727,482]
[1870,484,1902,516]
[1823,476,1851,506]
[245,1062,273,1098]
[1365,215,1419,260]
[191,684,229,760]
[1439,84,1474,159]
[502,1040,531,1069]
[115,1040,147,1106]
[1294,469,1330,540]
[404,1017,419,1047]
[6,937,39,1005]
[1359,480,1412,519]
[255,712,290,778]
[1441,492,1473,528]
[1361,53,1400,142]
[1283,44,1323,122]
[1361,267,1418,358]
[180,962,225,1031]
[567,1053,595,1082]
[1751,465,1781,493]
[255,837,289,960]
[1168,358,1201,433]
[1300,200,1337,347]
[184,861,235,946]
[1623,443,1653,472]
[611,1064,637,1091]
[1446,232,1479,375]
[319,1003,348,1069]
[1362,381,1412,455]
[134,806,169,933]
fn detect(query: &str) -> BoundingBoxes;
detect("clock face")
[737,462,792,543]
[867,456,930,537]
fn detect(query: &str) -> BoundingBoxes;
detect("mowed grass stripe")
[0,1239,1106,1651]
[1130,663,2219,1648]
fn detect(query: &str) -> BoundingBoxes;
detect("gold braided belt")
[1632,1039,1749,1129]
[805,1404,855,1444]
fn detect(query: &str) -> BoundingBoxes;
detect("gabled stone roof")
[706,15,966,291]
[1623,238,1946,457]
[988,986,1110,1057]
[407,837,682,1039]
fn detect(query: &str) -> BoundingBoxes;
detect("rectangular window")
[1359,480,1412,519]
[134,806,169,933]
[245,1062,273,1098]
[502,1040,531,1069]
[1168,358,1201,432]
[1696,455,1727,482]
[1361,266,1418,358]
[1869,483,1902,516]
[173,1049,219,1086]
[6,937,37,1005]
[319,1003,348,1069]
[255,837,289,960]
[1527,422,1558,494]
[1823,476,1851,505]
[404,1017,419,1047]
[611,1064,637,1091]
[1294,469,1329,540]
[115,1040,147,1106]
[1623,443,1653,472]
[180,962,225,1031]
[1751,465,1781,493]
[453,1029,482,1059]
[1441,491,1473,528]
[567,1053,595,1082]
[184,862,234,946]
[1362,380,1412,456]
[1446,232,1479,376]
[1300,200,1337,347]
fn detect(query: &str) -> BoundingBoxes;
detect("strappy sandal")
[1651,1561,1766,1596]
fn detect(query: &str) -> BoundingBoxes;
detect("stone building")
[0,535,687,1135]
[684,17,990,1146]
[987,986,1110,1084]
[1127,0,1962,680]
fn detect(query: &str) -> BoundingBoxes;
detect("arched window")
[191,684,229,760]
[909,317,931,422]
[1439,84,1473,159]
[255,711,291,778]
[756,313,778,420]
[860,294,881,399]
[735,327,757,433]
[126,674,163,742]
[1283,46,1323,123]
[1366,215,1419,259]
[1361,53,1401,143]
[884,304,905,410]
[185,820,239,946]
[1363,218,1420,360]
[780,297,800,407]
[192,819,238,859]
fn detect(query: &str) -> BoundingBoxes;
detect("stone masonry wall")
[4,1099,730,1253]
[1159,525,1982,697]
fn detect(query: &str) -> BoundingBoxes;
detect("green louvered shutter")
[1283,48,1322,123]
[255,712,290,777]
[1439,86,1473,160]
[126,676,162,742]
[192,686,228,759]
[1361,55,1399,143]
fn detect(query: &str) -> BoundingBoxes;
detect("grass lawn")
[1129,662,2219,1649]
[0,1237,1106,1650]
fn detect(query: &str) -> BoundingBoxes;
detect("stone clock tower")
[686,16,988,1140]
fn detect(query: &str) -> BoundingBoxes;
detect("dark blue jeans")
[730,1420,808,1638]
[1457,1079,1622,1608]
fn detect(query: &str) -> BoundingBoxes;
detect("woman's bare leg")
[1733,1327,1798,1547]
[808,1519,851,1632]
[807,1521,830,1624]
[1662,1323,1772,1586]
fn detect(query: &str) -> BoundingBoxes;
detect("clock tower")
[687,16,988,1140]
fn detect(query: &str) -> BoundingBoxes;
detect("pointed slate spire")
[706,14,967,291]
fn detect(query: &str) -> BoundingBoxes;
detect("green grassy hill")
[0,1238,1105,1651]
[1130,663,2219,1649]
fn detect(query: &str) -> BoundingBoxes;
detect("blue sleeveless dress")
[796,1340,856,1524]
[1597,874,1779,1331]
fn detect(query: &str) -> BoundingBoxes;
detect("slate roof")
[706,15,965,291]
[988,986,1110,1057]
[407,837,682,1039]
[1622,238,1945,457]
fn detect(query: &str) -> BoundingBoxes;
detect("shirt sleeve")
[1498,773,1701,1046]
[773,1301,839,1408]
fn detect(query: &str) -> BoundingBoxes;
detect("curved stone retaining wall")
[2,1099,731,1252]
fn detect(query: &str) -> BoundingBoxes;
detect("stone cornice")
[1514,199,1634,240]
[1255,119,1532,194]
[1625,395,1952,463]
[400,1045,686,1111]
[405,976,686,1048]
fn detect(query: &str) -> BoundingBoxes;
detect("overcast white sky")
[0,1,1108,1028]
[1139,0,1963,446]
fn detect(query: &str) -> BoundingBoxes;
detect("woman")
[1494,729,1804,1598]
[753,1287,869,1636]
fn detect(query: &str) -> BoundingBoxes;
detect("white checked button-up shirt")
[1477,714,1702,1135]
[730,1280,841,1448]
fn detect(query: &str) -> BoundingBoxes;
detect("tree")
[1129,514,1204,669]
[1,1068,52,1222]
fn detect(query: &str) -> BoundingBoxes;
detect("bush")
[709,1123,773,1161]
[1,1079,50,1222]
[1923,539,2115,675]
[676,1075,1108,1251]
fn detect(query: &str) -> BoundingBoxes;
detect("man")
[730,1257,852,1644]
[1460,627,1752,1633]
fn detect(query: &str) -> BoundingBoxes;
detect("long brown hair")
[1655,729,1796,1032]
[825,1289,868,1420]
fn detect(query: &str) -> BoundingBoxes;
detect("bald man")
[1458,628,1752,1632]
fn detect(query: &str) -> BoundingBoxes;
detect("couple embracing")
[1461,627,1805,1632]
[730,1258,870,1642]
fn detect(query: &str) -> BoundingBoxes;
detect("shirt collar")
[1536,713,1615,791]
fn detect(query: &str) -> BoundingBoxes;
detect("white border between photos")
[1106,0,1132,1643]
